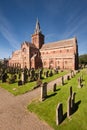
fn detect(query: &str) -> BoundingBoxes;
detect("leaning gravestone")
[41,82,47,101]
[56,103,63,125]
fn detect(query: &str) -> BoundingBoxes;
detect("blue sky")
[0,0,87,59]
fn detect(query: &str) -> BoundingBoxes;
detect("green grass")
[0,81,36,95]
[42,71,67,83]
[28,69,87,130]
[0,70,68,96]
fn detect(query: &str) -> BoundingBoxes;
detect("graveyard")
[28,68,87,130]
[0,68,68,95]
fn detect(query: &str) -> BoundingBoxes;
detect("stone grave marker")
[41,82,47,101]
[71,92,76,109]
[61,76,64,86]
[67,96,72,118]
[21,71,24,84]
[53,83,57,92]
[56,103,63,125]
[67,75,70,80]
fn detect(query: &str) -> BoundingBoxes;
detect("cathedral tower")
[31,19,44,49]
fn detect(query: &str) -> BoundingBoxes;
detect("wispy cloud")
[0,12,20,50]
[63,8,87,38]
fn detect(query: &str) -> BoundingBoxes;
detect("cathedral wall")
[40,45,76,70]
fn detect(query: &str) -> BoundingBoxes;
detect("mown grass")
[0,70,68,96]
[28,69,87,130]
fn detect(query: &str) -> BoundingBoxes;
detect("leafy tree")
[79,54,87,67]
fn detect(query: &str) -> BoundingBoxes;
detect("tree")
[79,54,87,67]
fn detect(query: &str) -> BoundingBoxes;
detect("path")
[0,73,72,130]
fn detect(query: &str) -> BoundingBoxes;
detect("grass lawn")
[28,69,87,130]
[0,70,68,96]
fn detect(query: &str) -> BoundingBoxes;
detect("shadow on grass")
[62,112,67,122]
[61,100,81,125]
[55,88,61,91]
[72,100,81,114]
[62,82,68,86]
[47,93,57,99]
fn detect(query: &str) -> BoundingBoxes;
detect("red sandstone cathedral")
[9,19,78,70]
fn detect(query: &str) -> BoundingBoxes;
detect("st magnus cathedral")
[9,19,78,70]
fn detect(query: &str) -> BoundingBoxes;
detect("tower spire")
[34,18,41,34]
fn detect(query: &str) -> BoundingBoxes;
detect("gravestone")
[71,92,76,109]
[21,71,24,84]
[38,69,42,79]
[53,83,57,92]
[18,80,22,86]
[56,103,63,125]
[67,75,70,80]
[41,82,47,101]
[67,96,72,117]
[2,73,7,82]
[61,76,64,86]
[46,71,49,78]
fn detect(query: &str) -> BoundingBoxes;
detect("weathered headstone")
[21,71,24,84]
[67,96,72,117]
[61,76,64,86]
[18,80,22,86]
[67,75,70,80]
[2,73,7,82]
[41,82,47,101]
[71,92,76,108]
[38,69,42,79]
[46,71,49,78]
[53,83,57,92]
[56,103,63,125]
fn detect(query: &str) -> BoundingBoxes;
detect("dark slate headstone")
[61,76,64,86]
[67,75,70,80]
[53,83,57,92]
[18,80,22,86]
[41,82,47,101]
[56,103,63,125]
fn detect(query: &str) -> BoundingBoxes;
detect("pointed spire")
[34,18,41,34]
